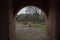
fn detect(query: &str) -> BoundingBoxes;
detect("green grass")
[28,23,46,31]
[16,21,46,31]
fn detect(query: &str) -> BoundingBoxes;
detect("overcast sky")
[17,6,43,15]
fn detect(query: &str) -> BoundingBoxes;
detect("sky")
[17,7,27,15]
[17,6,43,15]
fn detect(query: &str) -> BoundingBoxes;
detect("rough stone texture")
[13,0,48,15]
[0,0,9,40]
[0,0,58,40]
[0,0,16,40]
[8,0,16,40]
[46,0,56,40]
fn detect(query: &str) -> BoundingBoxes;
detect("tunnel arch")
[13,0,49,16]
[16,6,47,40]
[14,5,48,18]
[13,0,49,39]
[0,0,57,40]
[9,0,56,40]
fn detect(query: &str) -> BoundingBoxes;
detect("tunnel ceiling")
[13,0,49,14]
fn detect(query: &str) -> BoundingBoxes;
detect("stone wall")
[46,0,56,40]
[0,0,57,40]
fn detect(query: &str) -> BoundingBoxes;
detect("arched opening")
[0,0,57,40]
[16,6,46,40]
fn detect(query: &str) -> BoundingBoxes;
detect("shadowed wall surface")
[0,0,59,40]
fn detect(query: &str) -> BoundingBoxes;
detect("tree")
[16,6,46,24]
